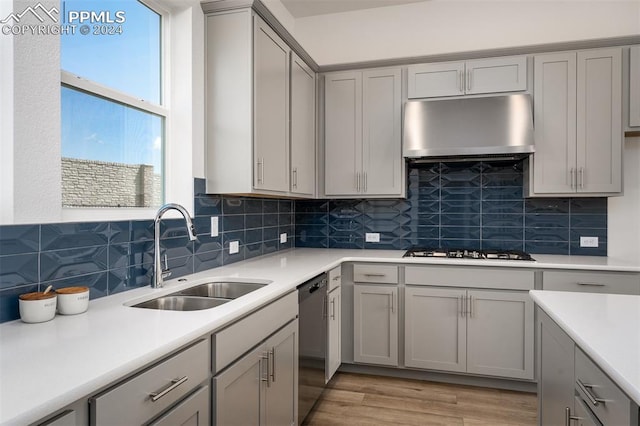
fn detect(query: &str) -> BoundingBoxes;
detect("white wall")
[294,1,640,66]
[608,138,640,262]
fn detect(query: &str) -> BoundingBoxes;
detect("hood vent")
[403,93,534,161]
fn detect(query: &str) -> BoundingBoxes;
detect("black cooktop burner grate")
[403,248,535,261]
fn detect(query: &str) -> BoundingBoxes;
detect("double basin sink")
[132,280,269,311]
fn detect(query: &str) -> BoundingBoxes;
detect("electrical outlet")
[280,233,287,243]
[365,233,380,243]
[210,216,219,237]
[580,236,599,248]
[229,241,239,254]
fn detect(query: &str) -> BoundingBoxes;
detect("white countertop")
[530,290,640,406]
[1,248,639,425]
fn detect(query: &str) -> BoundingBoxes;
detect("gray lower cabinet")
[150,385,210,426]
[89,339,210,425]
[405,287,534,380]
[353,284,398,366]
[327,284,342,382]
[537,309,576,426]
[537,307,639,426]
[631,45,640,127]
[542,270,640,295]
[213,319,298,426]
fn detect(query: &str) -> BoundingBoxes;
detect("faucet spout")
[152,203,198,288]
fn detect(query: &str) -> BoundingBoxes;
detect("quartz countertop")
[1,248,639,425]
[530,290,640,405]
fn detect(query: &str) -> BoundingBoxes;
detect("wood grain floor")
[302,372,537,426]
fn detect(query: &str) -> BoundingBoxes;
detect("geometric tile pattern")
[296,160,607,256]
[0,178,294,323]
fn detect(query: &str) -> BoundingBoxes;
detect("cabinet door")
[466,290,534,380]
[404,287,466,373]
[213,346,262,426]
[150,386,210,426]
[353,284,398,366]
[253,16,289,192]
[576,48,622,193]
[465,56,527,95]
[324,71,362,196]
[532,52,577,194]
[573,396,602,426]
[327,286,341,382]
[263,320,298,426]
[407,61,465,98]
[631,46,640,127]
[537,309,576,426]
[362,68,403,196]
[290,53,316,196]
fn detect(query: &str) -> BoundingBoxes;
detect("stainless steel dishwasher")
[297,273,327,425]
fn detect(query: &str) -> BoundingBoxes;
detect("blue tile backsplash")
[296,160,608,256]
[0,165,607,323]
[0,178,294,323]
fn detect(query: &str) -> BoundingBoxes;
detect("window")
[61,0,165,208]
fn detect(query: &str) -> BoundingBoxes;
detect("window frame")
[60,0,171,222]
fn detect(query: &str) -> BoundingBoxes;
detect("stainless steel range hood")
[403,93,534,163]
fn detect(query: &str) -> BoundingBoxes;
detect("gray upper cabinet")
[253,16,290,193]
[324,68,403,198]
[528,47,622,196]
[290,53,316,197]
[407,55,527,98]
[205,10,316,197]
[630,45,640,127]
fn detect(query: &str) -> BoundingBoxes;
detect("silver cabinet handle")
[261,158,265,184]
[576,379,606,406]
[270,348,276,383]
[261,352,270,387]
[565,407,580,425]
[330,297,336,319]
[356,172,360,192]
[570,168,575,189]
[459,295,465,318]
[390,292,395,313]
[576,282,606,287]
[364,273,385,277]
[579,167,584,189]
[257,158,264,184]
[332,275,341,281]
[292,167,297,189]
[469,295,474,318]
[459,70,464,93]
[149,376,188,402]
[467,70,472,91]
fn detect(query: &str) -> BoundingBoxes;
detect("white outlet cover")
[210,216,219,237]
[580,236,599,248]
[280,233,287,243]
[229,240,239,254]
[365,233,380,243]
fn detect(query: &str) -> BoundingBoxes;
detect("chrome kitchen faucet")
[152,203,198,288]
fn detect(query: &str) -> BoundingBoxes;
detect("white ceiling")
[279,0,431,18]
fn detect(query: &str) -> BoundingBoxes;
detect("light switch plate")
[280,233,287,243]
[210,216,219,237]
[580,236,599,248]
[365,233,380,243]
[229,241,239,254]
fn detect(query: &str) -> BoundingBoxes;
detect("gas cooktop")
[403,248,535,261]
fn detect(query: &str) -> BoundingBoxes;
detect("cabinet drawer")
[328,265,342,292]
[543,271,640,295]
[575,348,632,425]
[405,266,534,290]
[353,264,398,284]
[213,291,297,373]
[90,339,209,426]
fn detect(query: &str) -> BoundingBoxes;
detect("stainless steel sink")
[173,282,267,299]
[133,296,229,311]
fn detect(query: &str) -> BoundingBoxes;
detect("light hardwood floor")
[303,372,537,426]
